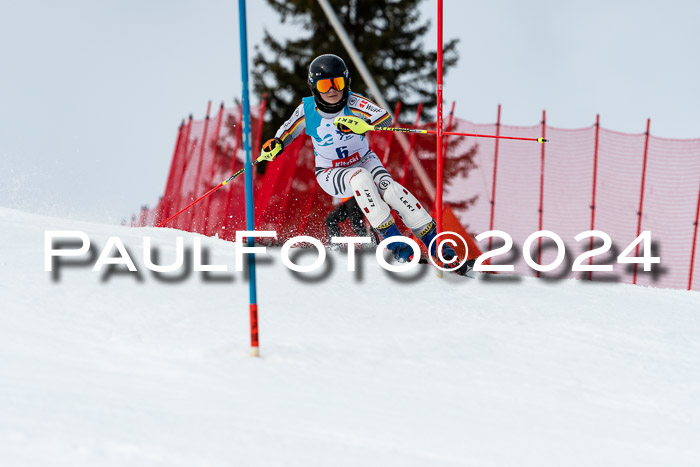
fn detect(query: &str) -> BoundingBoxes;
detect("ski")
[418,257,476,278]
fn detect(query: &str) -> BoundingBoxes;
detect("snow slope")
[1,206,699,466]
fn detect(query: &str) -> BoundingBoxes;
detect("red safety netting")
[452,118,700,291]
[140,103,700,292]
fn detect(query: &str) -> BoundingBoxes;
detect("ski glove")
[336,116,372,135]
[259,137,284,162]
[338,123,354,134]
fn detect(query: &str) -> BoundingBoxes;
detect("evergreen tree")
[252,0,459,136]
[250,0,477,220]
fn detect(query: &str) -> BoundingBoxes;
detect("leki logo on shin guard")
[363,189,375,207]
[399,196,415,212]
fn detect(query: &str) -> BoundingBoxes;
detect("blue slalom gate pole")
[238,0,260,357]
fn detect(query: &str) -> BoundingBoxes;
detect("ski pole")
[156,159,261,228]
[334,115,549,143]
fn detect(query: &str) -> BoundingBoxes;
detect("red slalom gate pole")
[215,142,232,235]
[589,114,601,280]
[173,115,193,226]
[436,0,444,267]
[537,110,546,278]
[190,101,213,231]
[202,102,226,236]
[633,118,651,285]
[489,104,501,251]
[177,139,198,231]
[688,178,700,290]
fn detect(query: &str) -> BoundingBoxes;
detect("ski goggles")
[315,76,346,93]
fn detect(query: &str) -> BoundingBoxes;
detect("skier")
[259,54,472,275]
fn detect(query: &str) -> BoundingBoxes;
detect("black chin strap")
[312,87,349,113]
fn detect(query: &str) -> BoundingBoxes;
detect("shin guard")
[349,168,392,228]
[382,181,432,230]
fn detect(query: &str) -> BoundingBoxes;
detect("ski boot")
[417,221,475,275]
[376,220,414,263]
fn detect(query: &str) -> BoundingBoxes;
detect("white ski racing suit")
[274,92,433,234]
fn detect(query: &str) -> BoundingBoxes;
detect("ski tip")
[537,137,549,143]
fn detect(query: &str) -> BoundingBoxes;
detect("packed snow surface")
[1,207,699,466]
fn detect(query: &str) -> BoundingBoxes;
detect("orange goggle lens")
[316,77,345,93]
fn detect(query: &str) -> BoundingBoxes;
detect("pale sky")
[1,0,698,222]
